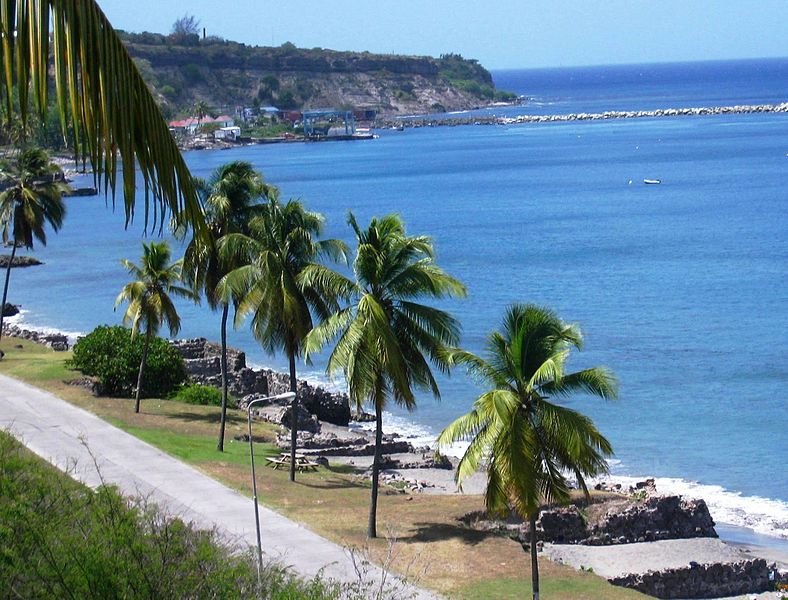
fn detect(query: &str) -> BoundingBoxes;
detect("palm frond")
[2,0,202,233]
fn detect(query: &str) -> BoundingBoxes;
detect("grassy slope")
[0,337,645,599]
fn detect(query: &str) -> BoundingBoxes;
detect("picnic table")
[265,453,319,471]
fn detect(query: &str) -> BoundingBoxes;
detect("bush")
[69,325,187,398]
[171,383,224,406]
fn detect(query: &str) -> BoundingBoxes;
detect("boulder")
[585,495,716,545]
[273,405,321,434]
[0,255,42,268]
[2,302,19,317]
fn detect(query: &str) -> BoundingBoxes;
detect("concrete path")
[0,374,440,600]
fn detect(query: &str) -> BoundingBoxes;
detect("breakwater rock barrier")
[384,102,788,129]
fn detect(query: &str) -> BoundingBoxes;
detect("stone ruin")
[170,338,351,426]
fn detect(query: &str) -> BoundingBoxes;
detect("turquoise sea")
[6,59,788,546]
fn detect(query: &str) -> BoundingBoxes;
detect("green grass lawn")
[0,338,646,599]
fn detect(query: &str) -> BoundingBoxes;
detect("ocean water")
[5,60,787,542]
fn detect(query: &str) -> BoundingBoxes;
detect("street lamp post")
[247,391,296,585]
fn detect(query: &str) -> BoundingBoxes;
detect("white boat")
[643,178,661,185]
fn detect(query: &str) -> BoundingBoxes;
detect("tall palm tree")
[2,0,202,232]
[115,241,195,413]
[193,101,209,132]
[0,147,68,340]
[183,161,272,451]
[437,304,618,600]
[305,213,466,536]
[222,196,348,481]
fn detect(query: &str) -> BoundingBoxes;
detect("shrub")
[69,325,186,398]
[171,383,224,406]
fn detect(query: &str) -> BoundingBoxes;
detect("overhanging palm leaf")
[437,303,617,600]
[1,0,201,231]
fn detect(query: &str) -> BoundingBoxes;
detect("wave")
[4,311,85,345]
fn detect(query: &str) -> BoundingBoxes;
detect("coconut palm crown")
[220,195,348,479]
[305,212,466,537]
[437,303,617,600]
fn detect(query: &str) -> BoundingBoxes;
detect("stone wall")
[171,338,351,426]
[609,558,776,599]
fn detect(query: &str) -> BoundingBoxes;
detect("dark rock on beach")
[2,303,19,317]
[609,558,776,599]
[0,254,42,268]
[1,324,69,351]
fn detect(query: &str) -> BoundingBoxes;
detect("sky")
[98,0,788,70]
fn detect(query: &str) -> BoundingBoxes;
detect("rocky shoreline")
[3,328,787,597]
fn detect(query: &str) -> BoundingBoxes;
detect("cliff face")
[122,35,507,117]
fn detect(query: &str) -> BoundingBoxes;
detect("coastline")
[3,320,788,597]
[3,317,788,549]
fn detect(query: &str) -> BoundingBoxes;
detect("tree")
[1,1,202,233]
[193,101,210,131]
[0,148,68,340]
[222,196,348,480]
[182,161,272,451]
[305,213,465,536]
[171,14,200,36]
[115,241,195,413]
[437,304,618,600]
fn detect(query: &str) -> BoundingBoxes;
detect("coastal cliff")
[118,32,514,117]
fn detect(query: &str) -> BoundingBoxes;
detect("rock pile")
[0,255,42,268]
[461,491,717,546]
[584,495,717,545]
[2,303,19,317]
[171,338,351,425]
[1,324,69,351]
[609,558,777,599]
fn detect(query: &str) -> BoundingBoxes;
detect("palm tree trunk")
[368,399,383,538]
[288,351,298,483]
[530,511,540,600]
[0,243,17,342]
[134,328,152,413]
[216,303,230,451]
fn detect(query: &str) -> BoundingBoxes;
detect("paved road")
[0,374,440,600]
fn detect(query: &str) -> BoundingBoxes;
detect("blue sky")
[99,0,788,70]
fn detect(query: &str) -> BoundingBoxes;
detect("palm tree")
[182,161,272,451]
[115,241,195,413]
[0,147,68,340]
[2,1,202,232]
[193,101,209,132]
[222,196,348,481]
[437,304,618,600]
[305,213,466,536]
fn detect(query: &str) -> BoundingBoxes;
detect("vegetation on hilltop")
[116,28,516,117]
